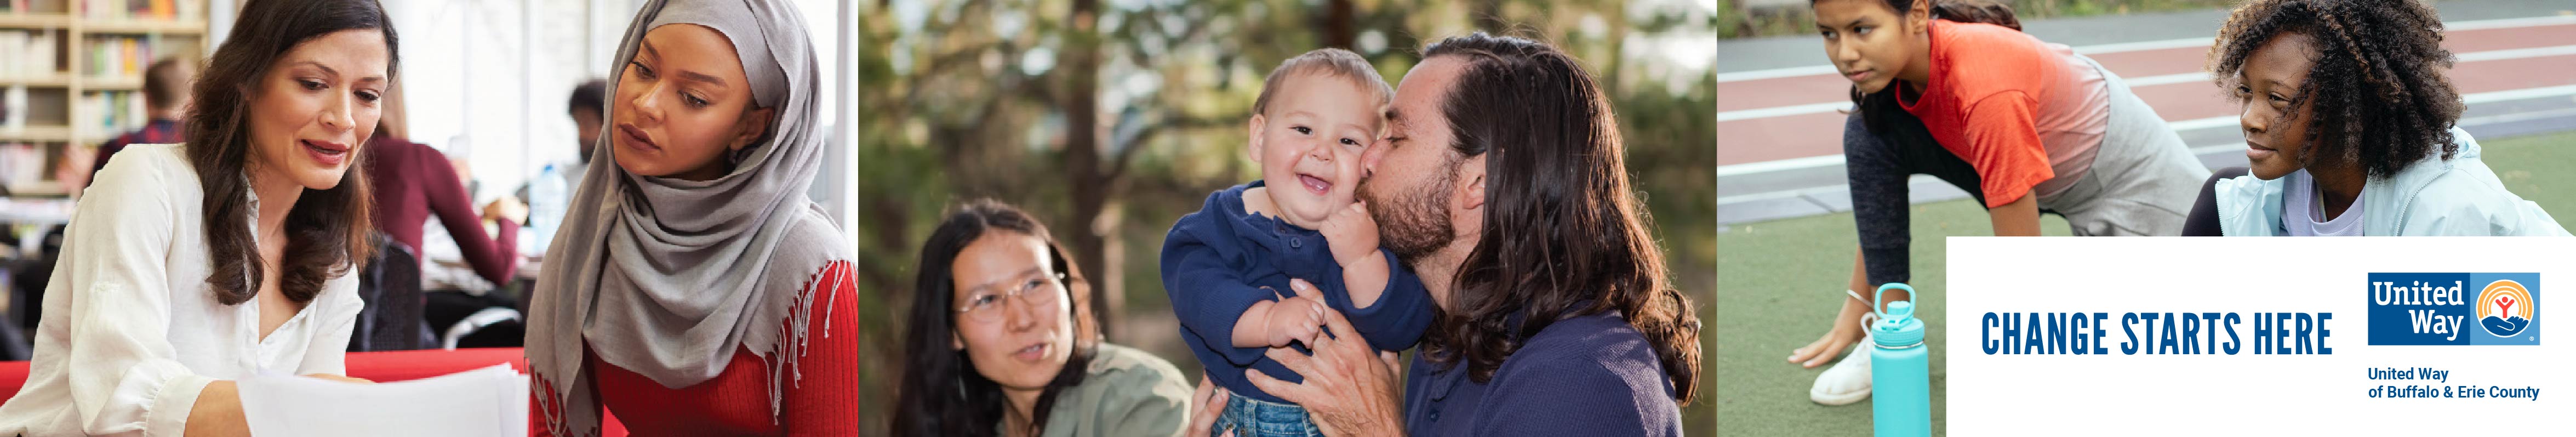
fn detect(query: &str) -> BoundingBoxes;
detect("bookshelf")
[0,0,208,198]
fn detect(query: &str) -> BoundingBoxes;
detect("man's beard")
[1359,157,1459,264]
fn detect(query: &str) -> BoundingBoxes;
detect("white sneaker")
[1808,332,1873,405]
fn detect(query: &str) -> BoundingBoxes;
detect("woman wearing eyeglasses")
[891,200,1195,437]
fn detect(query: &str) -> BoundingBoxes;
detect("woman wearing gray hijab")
[523,0,856,435]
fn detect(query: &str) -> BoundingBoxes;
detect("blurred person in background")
[516,78,608,256]
[364,81,525,291]
[83,57,198,191]
[13,58,204,336]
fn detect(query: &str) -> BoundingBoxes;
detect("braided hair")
[2209,0,2462,179]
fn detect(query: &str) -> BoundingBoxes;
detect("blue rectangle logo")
[2367,273,2540,345]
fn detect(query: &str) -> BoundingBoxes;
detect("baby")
[1159,48,1435,437]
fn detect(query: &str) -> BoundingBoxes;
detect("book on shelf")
[81,0,192,21]
[0,30,60,80]
[73,89,141,139]
[0,32,17,81]
[84,35,151,78]
[0,141,48,191]
[2,86,25,132]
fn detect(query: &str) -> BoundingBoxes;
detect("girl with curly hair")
[2182,0,2569,236]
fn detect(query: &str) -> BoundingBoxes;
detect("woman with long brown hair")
[891,199,1193,437]
[0,0,397,435]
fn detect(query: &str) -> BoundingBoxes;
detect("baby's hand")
[1317,202,1379,267]
[1263,294,1327,348]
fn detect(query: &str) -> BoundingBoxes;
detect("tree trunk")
[1606,0,1627,93]
[1323,0,1357,49]
[1059,0,1121,340]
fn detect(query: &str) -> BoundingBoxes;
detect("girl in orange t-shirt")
[1787,0,2211,405]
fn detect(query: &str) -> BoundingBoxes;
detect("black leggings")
[1843,112,1985,286]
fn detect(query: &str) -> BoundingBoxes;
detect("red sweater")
[533,261,860,436]
[365,136,520,285]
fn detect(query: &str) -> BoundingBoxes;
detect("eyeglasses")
[955,270,1067,324]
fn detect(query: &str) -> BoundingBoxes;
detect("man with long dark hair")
[1196,33,1701,436]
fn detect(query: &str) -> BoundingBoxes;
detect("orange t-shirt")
[1897,20,2108,208]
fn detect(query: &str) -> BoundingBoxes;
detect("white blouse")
[0,143,363,437]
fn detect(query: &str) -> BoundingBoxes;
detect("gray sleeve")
[1060,346,1197,437]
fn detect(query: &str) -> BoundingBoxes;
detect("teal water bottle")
[1870,282,1930,437]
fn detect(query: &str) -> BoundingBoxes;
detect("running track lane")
[1716,20,2576,167]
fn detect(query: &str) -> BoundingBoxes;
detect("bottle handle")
[1874,282,1915,320]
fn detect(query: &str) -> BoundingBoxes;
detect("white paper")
[236,364,528,437]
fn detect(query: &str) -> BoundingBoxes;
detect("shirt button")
[1288,238,1301,248]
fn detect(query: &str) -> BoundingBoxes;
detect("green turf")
[2483,131,2576,232]
[1709,130,2574,435]
[1713,200,2072,436]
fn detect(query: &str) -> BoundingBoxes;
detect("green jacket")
[2215,128,2571,236]
[1000,343,1196,437]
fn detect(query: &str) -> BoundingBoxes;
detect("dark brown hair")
[890,199,1102,436]
[143,57,198,110]
[567,78,608,118]
[1828,0,2024,135]
[1921,0,2019,31]
[186,0,398,305]
[1416,33,1702,405]
[2208,0,2460,178]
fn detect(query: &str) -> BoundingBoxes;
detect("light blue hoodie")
[2214,127,2571,236]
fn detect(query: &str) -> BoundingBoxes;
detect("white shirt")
[2283,169,2366,237]
[0,143,363,437]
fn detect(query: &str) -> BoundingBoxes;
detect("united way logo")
[2367,273,2540,346]
[2477,279,2535,338]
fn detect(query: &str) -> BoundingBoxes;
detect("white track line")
[2464,84,2576,104]
[2121,71,2212,87]
[2070,37,2212,55]
[1721,106,2576,208]
[2459,44,2576,63]
[1716,101,1852,122]
[1716,155,1847,178]
[1716,84,2576,177]
[1716,174,1949,205]
[1715,65,1840,82]
[2167,116,2238,132]
[2445,14,2576,31]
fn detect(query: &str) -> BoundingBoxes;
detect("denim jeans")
[1212,391,1324,437]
